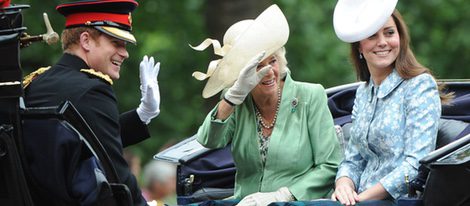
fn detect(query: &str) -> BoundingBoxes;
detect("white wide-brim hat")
[190,4,289,98]
[333,0,398,43]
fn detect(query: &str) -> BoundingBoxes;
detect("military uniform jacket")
[24,53,150,206]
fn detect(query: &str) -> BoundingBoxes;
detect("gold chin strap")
[189,38,231,81]
[23,66,51,88]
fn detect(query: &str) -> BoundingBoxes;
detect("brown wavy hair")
[61,27,101,51]
[349,9,453,104]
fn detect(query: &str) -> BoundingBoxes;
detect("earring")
[359,53,363,59]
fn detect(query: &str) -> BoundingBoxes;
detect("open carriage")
[1,2,469,206]
[156,80,470,206]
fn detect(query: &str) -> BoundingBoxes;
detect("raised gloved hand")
[136,55,160,124]
[224,51,272,105]
[237,187,294,206]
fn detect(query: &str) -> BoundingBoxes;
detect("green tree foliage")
[15,0,470,163]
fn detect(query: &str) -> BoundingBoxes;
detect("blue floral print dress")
[336,69,441,199]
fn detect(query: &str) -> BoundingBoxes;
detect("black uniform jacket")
[24,53,150,206]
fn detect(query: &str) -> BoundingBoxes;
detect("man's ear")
[79,31,92,51]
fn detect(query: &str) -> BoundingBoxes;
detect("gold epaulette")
[23,66,51,88]
[80,69,113,85]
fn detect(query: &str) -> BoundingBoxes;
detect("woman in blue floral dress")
[330,1,453,205]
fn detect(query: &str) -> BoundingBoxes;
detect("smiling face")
[359,17,400,73]
[85,34,129,80]
[251,55,280,97]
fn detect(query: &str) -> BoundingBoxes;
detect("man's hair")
[61,27,101,51]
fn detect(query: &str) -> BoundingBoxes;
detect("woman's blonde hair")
[272,47,289,79]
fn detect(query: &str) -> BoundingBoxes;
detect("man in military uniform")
[24,0,160,205]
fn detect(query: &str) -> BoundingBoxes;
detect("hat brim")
[333,0,397,43]
[95,26,136,44]
[201,4,289,98]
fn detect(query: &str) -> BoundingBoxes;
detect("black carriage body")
[0,5,33,205]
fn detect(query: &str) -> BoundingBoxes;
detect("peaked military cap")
[56,0,138,44]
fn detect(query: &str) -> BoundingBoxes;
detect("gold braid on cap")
[189,38,232,81]
[23,66,51,88]
[80,69,113,85]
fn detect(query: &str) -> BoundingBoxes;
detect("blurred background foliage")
[15,0,470,166]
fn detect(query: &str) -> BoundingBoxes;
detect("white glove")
[237,187,294,206]
[147,200,157,206]
[136,55,161,124]
[224,51,272,105]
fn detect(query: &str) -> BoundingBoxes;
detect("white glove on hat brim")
[224,51,272,105]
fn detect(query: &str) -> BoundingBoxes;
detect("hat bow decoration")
[189,38,229,81]
[191,4,289,98]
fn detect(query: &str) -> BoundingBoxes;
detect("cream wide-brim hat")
[190,4,289,98]
[333,0,398,43]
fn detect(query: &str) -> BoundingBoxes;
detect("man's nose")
[118,47,129,59]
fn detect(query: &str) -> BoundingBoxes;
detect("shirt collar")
[367,69,404,100]
[377,69,404,98]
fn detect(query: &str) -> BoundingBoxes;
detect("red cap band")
[0,0,11,8]
[65,12,131,28]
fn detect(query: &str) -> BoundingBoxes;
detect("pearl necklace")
[255,88,282,129]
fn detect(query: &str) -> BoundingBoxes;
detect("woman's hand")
[356,182,390,201]
[237,187,294,206]
[331,177,359,205]
[224,51,271,105]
